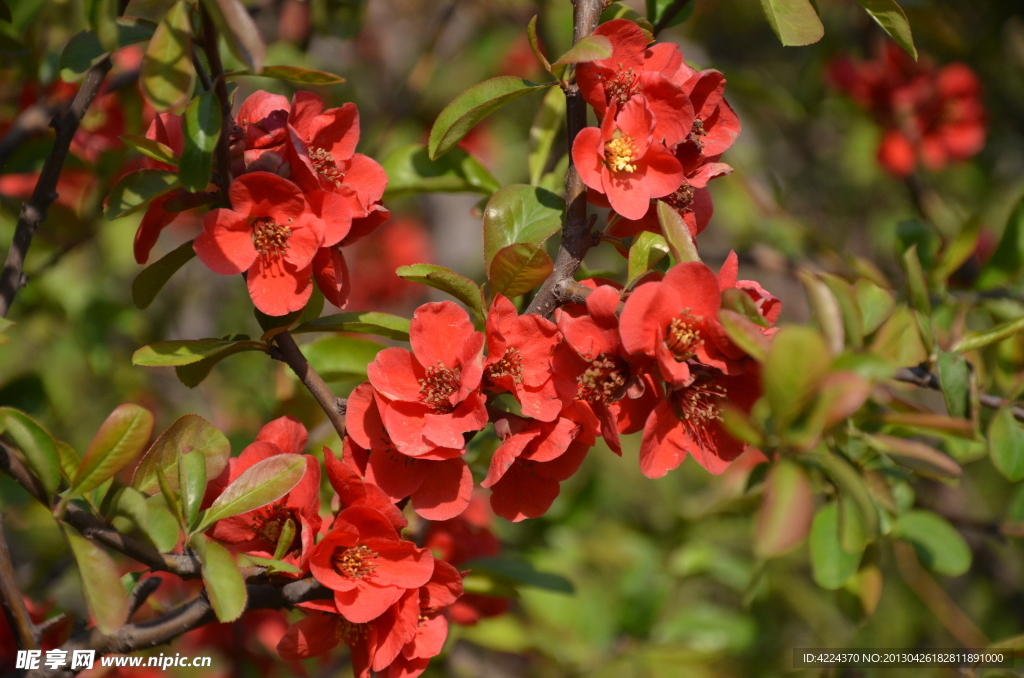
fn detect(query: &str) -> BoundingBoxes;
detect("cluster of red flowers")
[198,416,465,678]
[828,42,986,176]
[570,19,740,240]
[134,91,389,316]
[345,253,777,522]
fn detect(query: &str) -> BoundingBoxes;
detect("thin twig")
[199,5,234,197]
[0,514,38,650]
[525,0,605,318]
[273,331,347,440]
[894,366,1024,423]
[0,57,112,318]
[126,577,162,620]
[652,0,693,36]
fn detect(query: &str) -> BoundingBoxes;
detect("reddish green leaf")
[70,404,154,498]
[552,34,612,65]
[120,134,179,167]
[763,326,830,432]
[820,273,864,349]
[855,0,916,59]
[526,16,551,74]
[483,184,563,270]
[179,89,220,192]
[989,407,1024,482]
[719,309,769,362]
[657,201,699,264]
[141,0,195,113]
[871,305,927,366]
[798,269,844,354]
[758,0,824,46]
[428,77,554,160]
[66,529,129,633]
[132,414,230,496]
[489,243,553,299]
[105,169,179,220]
[250,65,344,84]
[196,455,306,531]
[754,460,814,558]
[865,433,962,479]
[396,264,485,322]
[199,0,265,72]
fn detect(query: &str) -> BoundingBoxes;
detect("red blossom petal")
[592,19,647,72]
[313,245,351,308]
[369,348,426,402]
[194,208,257,275]
[619,280,681,357]
[228,172,307,222]
[488,461,560,522]
[422,559,464,609]
[247,258,313,316]
[309,524,361,590]
[366,449,427,500]
[410,302,482,372]
[344,154,389,216]
[661,261,722,320]
[369,591,420,671]
[481,428,539,488]
[312,102,360,161]
[335,584,405,624]
[288,90,325,137]
[363,540,434,589]
[411,458,473,521]
[256,416,308,455]
[337,505,401,541]
[133,194,179,264]
[307,189,353,247]
[276,614,342,660]
[572,127,605,193]
[641,143,685,198]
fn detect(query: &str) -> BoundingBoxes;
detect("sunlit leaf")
[199,0,264,72]
[627,231,669,286]
[66,528,129,633]
[489,243,553,299]
[954,315,1024,353]
[120,134,179,167]
[810,502,862,589]
[59,19,157,81]
[396,264,485,322]
[197,455,305,531]
[174,339,266,388]
[141,0,195,112]
[70,404,154,497]
[758,0,824,46]
[754,460,814,558]
[301,335,385,382]
[893,510,971,577]
[199,536,247,621]
[763,326,830,431]
[483,184,563,270]
[871,305,927,366]
[249,65,345,84]
[528,87,565,186]
[658,201,699,264]
[132,339,265,367]
[0,408,60,495]
[105,169,179,220]
[552,34,612,65]
[855,0,916,59]
[428,77,554,160]
[292,311,411,341]
[132,414,230,496]
[382,144,500,198]
[178,449,207,530]
[854,278,895,335]
[179,89,220,192]
[989,407,1024,482]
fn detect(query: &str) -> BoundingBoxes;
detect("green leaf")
[552,34,612,65]
[934,216,982,284]
[239,553,302,574]
[0,408,60,495]
[721,288,769,328]
[489,243,553,299]
[132,339,265,367]
[156,466,182,526]
[902,244,931,315]
[178,449,207,530]
[864,433,962,479]
[428,77,554,160]
[271,518,296,562]
[59,19,157,81]
[105,169,179,220]
[292,311,411,341]
[820,273,864,349]
[302,336,385,382]
[132,414,230,496]
[144,501,180,551]
[87,0,118,52]
[141,0,196,113]
[199,537,247,621]
[483,184,563,270]
[462,556,574,594]
[754,460,814,558]
[954,314,1024,353]
[893,510,971,577]
[601,2,655,39]
[56,441,80,482]
[646,0,696,29]
[382,144,499,198]
[174,340,265,388]
[798,270,844,353]
[937,352,971,420]
[197,455,306,531]
[179,89,221,192]
[246,65,345,84]
[855,0,916,59]
[814,451,879,541]
[66,529,129,633]
[989,407,1024,482]
[526,15,551,74]
[758,0,824,46]
[810,502,862,590]
[199,0,265,72]
[870,306,927,366]
[763,326,830,432]
[120,134,179,167]
[70,404,154,498]
[132,240,196,310]
[528,87,565,186]
[657,201,699,264]
[396,264,485,322]
[977,193,1024,290]
[854,278,895,335]
[719,310,769,362]
[109,486,149,533]
[627,231,669,286]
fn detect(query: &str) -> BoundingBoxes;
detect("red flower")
[639,370,760,477]
[323,443,409,531]
[717,250,782,326]
[346,382,473,520]
[669,67,742,158]
[383,560,463,678]
[554,284,656,453]
[206,416,321,572]
[235,91,291,171]
[482,294,566,422]
[310,506,433,623]
[572,97,684,220]
[576,19,695,146]
[193,172,324,315]
[829,43,986,175]
[366,301,488,457]
[482,402,599,522]
[619,260,753,385]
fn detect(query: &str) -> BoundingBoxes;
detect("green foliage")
[59,18,157,81]
[199,0,265,73]
[854,0,916,59]
[132,241,196,310]
[657,201,699,264]
[120,134,179,167]
[463,556,575,594]
[483,184,563,270]
[105,170,179,220]
[65,528,129,634]
[1,408,60,495]
[382,144,500,198]
[132,414,230,495]
[988,407,1024,482]
[528,87,565,187]
[892,511,972,577]
[292,311,411,341]
[301,335,385,382]
[197,536,248,622]
[627,232,669,286]
[179,90,221,192]
[395,264,486,321]
[195,455,305,532]
[132,339,266,367]
[489,243,554,299]
[758,0,824,46]
[141,0,196,113]
[68,403,154,499]
[810,502,862,589]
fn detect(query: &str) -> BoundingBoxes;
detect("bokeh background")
[3,0,1024,676]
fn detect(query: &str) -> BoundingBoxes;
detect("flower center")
[605,136,639,173]
[662,181,695,211]
[689,118,706,151]
[309,146,344,187]
[605,67,640,106]
[419,362,461,413]
[251,217,292,258]
[252,504,300,552]
[331,544,378,580]
[575,353,629,404]
[672,379,726,447]
[665,312,703,361]
[335,619,369,645]
[484,348,524,386]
